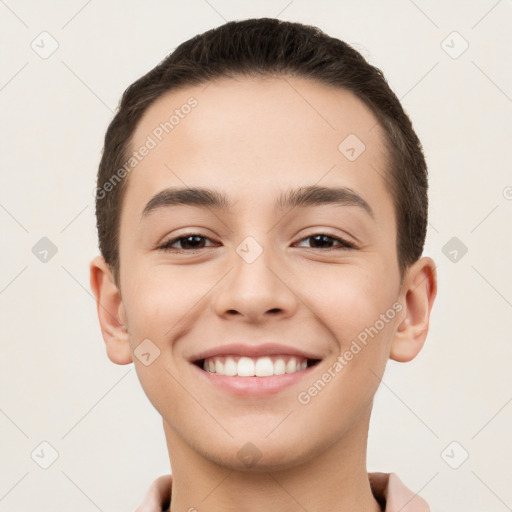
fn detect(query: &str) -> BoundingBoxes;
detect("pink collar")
[369,472,430,511]
[137,471,430,511]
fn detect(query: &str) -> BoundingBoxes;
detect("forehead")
[124,75,392,221]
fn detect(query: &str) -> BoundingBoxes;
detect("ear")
[89,255,133,365]
[390,256,437,362]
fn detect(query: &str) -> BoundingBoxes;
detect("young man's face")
[92,75,435,471]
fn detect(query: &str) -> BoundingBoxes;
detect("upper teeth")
[202,356,307,377]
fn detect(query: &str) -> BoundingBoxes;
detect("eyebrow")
[141,185,374,220]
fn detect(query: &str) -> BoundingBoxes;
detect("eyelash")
[157,232,356,252]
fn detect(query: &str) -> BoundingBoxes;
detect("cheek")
[122,266,204,341]
[314,269,396,345]
[121,274,199,414]
[296,274,398,431]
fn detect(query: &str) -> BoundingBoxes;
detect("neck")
[162,405,382,512]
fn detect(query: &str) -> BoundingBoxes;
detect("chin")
[199,432,320,473]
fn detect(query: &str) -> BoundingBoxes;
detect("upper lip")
[189,343,323,362]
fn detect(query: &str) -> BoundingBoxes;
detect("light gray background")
[1,1,511,510]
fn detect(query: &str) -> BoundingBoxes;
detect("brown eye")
[296,234,355,250]
[159,234,216,252]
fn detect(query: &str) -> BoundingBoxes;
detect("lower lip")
[192,363,319,397]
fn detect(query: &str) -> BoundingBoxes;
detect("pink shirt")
[136,472,430,511]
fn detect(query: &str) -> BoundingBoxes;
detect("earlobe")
[89,255,133,365]
[390,257,437,363]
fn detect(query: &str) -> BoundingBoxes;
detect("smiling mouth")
[194,355,322,377]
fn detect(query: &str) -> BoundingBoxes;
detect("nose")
[213,242,299,323]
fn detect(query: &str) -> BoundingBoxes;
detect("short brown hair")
[95,18,428,286]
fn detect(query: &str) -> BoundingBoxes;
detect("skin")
[90,75,437,512]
